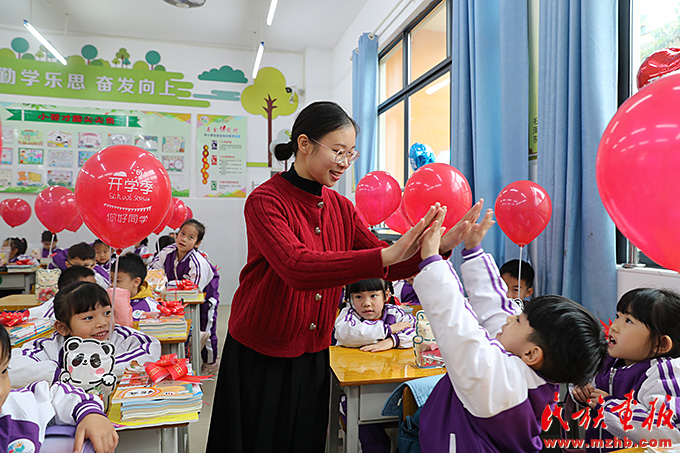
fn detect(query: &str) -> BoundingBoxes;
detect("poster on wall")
[195,114,247,198]
[0,103,191,196]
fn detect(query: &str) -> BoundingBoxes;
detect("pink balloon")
[494,181,552,247]
[186,206,194,221]
[168,197,188,230]
[385,198,412,234]
[66,212,83,232]
[403,163,472,229]
[75,145,172,249]
[35,186,78,233]
[597,72,680,271]
[0,198,32,227]
[355,171,401,226]
[154,203,173,235]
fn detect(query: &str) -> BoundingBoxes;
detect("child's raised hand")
[420,207,447,260]
[360,338,395,352]
[463,208,495,250]
[74,413,119,453]
[438,199,483,254]
[572,383,594,405]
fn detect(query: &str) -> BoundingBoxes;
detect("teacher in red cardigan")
[206,101,480,453]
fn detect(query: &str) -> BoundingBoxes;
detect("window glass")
[379,41,403,103]
[378,101,405,187]
[408,73,451,180]
[409,2,447,82]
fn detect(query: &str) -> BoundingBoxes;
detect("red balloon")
[637,47,680,89]
[75,145,172,249]
[403,163,472,229]
[154,203,174,234]
[385,198,412,234]
[494,181,552,247]
[186,206,194,221]
[66,212,83,232]
[0,198,32,227]
[167,198,188,230]
[355,171,401,226]
[35,186,78,233]
[597,72,680,271]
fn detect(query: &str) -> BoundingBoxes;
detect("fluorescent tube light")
[266,0,279,26]
[23,20,67,65]
[252,41,264,79]
[425,78,450,95]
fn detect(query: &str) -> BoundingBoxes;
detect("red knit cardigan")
[228,173,424,357]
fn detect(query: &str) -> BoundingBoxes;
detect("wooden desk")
[0,269,36,294]
[0,294,41,311]
[327,346,446,453]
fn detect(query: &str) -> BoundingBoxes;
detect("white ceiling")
[0,0,370,53]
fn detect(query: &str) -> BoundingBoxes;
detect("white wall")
[0,28,320,304]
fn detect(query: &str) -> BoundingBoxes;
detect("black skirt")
[206,333,330,453]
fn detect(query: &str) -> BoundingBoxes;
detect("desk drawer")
[359,383,399,422]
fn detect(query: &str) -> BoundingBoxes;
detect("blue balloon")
[409,143,435,171]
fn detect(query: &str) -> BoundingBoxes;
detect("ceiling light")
[162,0,206,8]
[252,42,264,79]
[266,0,279,26]
[23,20,67,65]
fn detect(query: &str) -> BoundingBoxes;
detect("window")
[378,0,450,187]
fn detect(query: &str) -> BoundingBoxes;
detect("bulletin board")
[0,103,191,196]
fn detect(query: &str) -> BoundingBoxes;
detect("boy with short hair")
[66,242,109,289]
[414,207,607,453]
[499,258,535,302]
[40,230,62,259]
[113,253,160,320]
[28,266,97,320]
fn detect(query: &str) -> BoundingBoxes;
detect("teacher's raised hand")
[380,203,441,267]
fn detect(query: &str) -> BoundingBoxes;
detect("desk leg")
[327,375,341,453]
[24,273,33,294]
[345,386,360,453]
[188,304,201,373]
[161,426,179,453]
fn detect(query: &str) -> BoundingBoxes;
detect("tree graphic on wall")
[81,45,98,64]
[11,37,29,58]
[115,48,130,68]
[241,67,298,167]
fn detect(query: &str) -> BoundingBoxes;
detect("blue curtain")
[352,33,379,185]
[535,0,617,319]
[450,0,529,269]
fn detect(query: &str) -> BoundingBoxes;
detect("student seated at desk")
[413,207,608,453]
[60,242,110,289]
[28,265,96,320]
[41,230,63,259]
[0,324,119,453]
[335,278,416,352]
[9,281,161,389]
[3,237,38,265]
[113,253,160,321]
[94,239,115,273]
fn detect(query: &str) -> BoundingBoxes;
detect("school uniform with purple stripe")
[131,297,161,321]
[334,303,416,348]
[0,380,105,452]
[9,324,161,389]
[41,246,63,259]
[413,247,557,453]
[48,249,68,270]
[150,245,220,364]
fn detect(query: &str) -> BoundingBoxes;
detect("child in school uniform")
[0,324,119,453]
[28,265,97,320]
[113,253,160,321]
[572,288,680,451]
[41,230,63,259]
[149,219,220,372]
[499,258,535,304]
[93,239,115,273]
[335,278,416,351]
[413,207,608,453]
[9,281,161,389]
[59,242,109,289]
[3,237,38,265]
[132,238,153,265]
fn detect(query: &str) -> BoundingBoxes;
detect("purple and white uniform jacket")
[93,265,110,288]
[0,381,104,452]
[576,355,680,452]
[130,297,161,321]
[48,249,68,270]
[334,304,415,348]
[27,297,55,321]
[150,245,220,363]
[413,247,557,453]
[9,325,161,389]
[41,247,63,259]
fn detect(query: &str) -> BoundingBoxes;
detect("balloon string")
[49,234,55,255]
[518,246,523,304]
[109,255,119,338]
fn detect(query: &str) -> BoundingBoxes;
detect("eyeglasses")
[310,138,360,164]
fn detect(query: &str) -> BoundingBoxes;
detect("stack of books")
[110,366,202,424]
[137,312,188,339]
[8,318,52,346]
[164,282,201,301]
